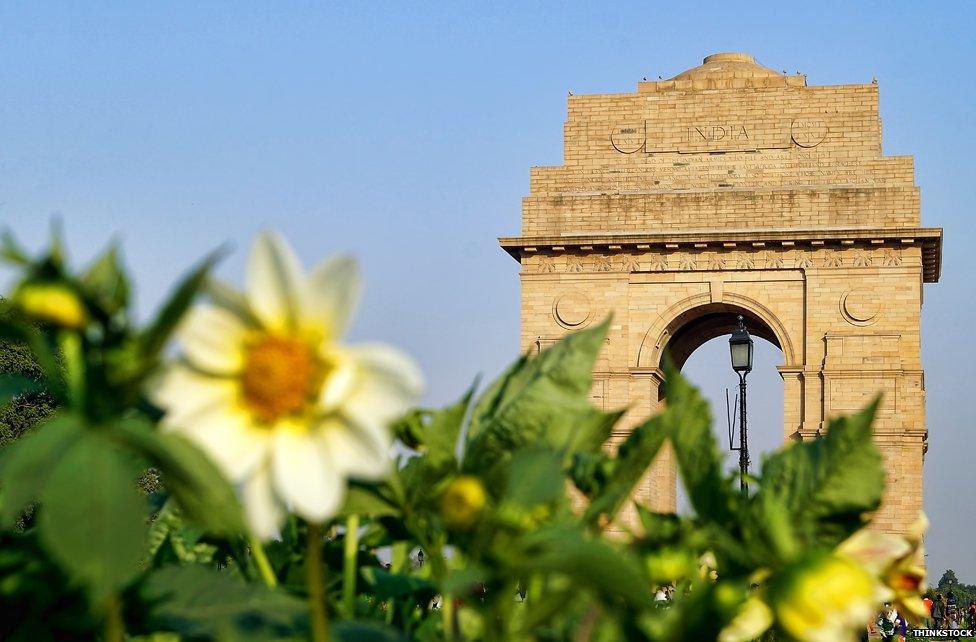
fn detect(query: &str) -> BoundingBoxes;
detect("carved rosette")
[553,290,593,329]
[841,288,883,326]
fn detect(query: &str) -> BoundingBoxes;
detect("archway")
[640,302,791,513]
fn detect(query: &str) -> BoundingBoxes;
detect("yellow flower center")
[241,336,323,424]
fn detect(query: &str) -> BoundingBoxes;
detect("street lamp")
[729,315,753,493]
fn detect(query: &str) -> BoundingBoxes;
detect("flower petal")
[303,255,361,339]
[246,230,305,332]
[719,597,773,642]
[177,305,249,375]
[242,462,285,541]
[270,427,344,523]
[317,417,390,481]
[151,363,237,425]
[318,351,358,412]
[343,343,423,435]
[170,402,270,483]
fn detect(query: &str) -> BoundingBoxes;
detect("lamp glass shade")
[730,341,752,372]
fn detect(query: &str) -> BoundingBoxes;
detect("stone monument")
[499,52,942,534]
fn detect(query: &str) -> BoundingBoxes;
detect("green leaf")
[0,413,83,526]
[80,243,130,316]
[37,430,148,600]
[393,384,473,470]
[0,229,32,266]
[138,250,223,361]
[511,525,650,609]
[339,482,399,518]
[583,411,669,526]
[757,399,883,549]
[140,564,307,640]
[464,319,620,473]
[361,567,438,601]
[333,622,408,642]
[503,448,564,508]
[422,385,474,468]
[661,362,734,525]
[111,418,246,535]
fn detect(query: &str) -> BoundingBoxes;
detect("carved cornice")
[498,227,942,282]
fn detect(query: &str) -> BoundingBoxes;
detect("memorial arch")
[499,52,942,535]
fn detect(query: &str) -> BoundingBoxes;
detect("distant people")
[947,591,961,629]
[934,593,947,628]
[653,587,668,604]
[877,603,900,642]
[969,601,976,629]
[922,593,934,628]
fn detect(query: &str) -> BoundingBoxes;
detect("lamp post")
[729,315,754,494]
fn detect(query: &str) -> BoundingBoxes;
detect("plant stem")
[342,513,359,618]
[58,332,84,409]
[249,533,277,588]
[104,593,124,642]
[306,522,331,642]
[442,592,455,641]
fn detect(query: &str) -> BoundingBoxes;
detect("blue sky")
[1,2,973,580]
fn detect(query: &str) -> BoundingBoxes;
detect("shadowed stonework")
[499,52,942,535]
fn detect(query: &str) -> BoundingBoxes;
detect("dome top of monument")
[671,52,783,81]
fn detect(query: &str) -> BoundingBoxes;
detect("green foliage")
[37,430,149,602]
[0,230,905,642]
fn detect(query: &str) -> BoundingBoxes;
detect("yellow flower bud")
[441,475,487,530]
[770,552,878,642]
[16,282,87,329]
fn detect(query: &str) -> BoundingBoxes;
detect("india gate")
[498,52,942,534]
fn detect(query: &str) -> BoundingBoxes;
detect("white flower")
[152,231,423,538]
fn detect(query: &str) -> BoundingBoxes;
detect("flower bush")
[0,229,926,642]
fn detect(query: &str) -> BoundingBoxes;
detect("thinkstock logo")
[911,628,975,638]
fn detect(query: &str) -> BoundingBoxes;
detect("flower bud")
[441,476,487,530]
[16,282,87,329]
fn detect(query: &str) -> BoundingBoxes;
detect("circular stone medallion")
[791,119,828,148]
[841,288,883,325]
[554,291,592,328]
[610,123,646,153]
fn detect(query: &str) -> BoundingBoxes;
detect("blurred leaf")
[464,319,619,473]
[112,417,246,536]
[80,244,130,317]
[504,448,564,508]
[662,362,734,525]
[139,250,223,361]
[361,567,437,601]
[757,399,882,550]
[422,385,474,468]
[333,622,408,642]
[37,430,148,601]
[0,230,32,266]
[583,412,669,527]
[339,482,399,518]
[512,525,650,609]
[140,565,307,640]
[0,413,83,527]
